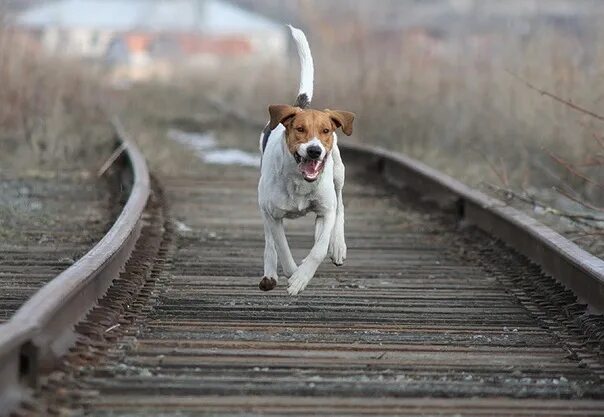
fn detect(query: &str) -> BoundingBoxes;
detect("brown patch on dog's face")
[268,105,355,156]
[284,109,337,155]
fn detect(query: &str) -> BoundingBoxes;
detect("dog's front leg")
[288,211,335,296]
[263,212,298,278]
[329,144,346,266]
[259,222,279,291]
[329,188,346,266]
[300,216,324,265]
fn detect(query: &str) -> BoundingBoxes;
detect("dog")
[258,25,355,296]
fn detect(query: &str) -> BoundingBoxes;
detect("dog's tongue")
[300,159,322,178]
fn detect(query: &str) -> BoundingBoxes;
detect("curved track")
[0,122,150,414]
[1,124,603,417]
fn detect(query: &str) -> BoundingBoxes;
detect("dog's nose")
[306,145,322,160]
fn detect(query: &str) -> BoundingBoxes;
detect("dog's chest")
[282,197,316,218]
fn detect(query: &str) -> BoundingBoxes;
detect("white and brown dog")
[258,26,355,295]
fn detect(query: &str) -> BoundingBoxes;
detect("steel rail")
[0,120,150,415]
[341,142,604,313]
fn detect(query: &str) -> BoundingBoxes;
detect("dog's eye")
[322,128,330,134]
[296,127,305,133]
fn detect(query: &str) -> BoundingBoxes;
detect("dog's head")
[268,105,355,182]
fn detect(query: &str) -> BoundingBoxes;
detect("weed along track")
[1,122,603,417]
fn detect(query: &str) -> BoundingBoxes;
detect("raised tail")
[260,25,314,154]
[288,25,314,109]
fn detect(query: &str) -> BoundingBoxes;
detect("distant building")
[16,0,287,81]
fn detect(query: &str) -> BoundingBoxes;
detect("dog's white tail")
[288,25,314,109]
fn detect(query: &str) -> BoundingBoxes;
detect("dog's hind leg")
[259,221,279,291]
[329,143,347,266]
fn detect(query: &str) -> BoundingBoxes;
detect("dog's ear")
[326,110,355,136]
[269,104,299,130]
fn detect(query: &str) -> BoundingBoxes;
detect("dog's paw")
[259,276,278,291]
[287,271,311,296]
[329,240,347,267]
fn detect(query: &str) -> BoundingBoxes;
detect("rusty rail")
[341,142,604,313]
[0,120,150,414]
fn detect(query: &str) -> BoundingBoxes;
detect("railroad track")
[0,172,116,323]
[0,121,151,414]
[1,121,603,416]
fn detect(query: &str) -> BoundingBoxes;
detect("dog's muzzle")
[295,151,325,182]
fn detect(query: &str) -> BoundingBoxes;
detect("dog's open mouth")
[295,152,325,182]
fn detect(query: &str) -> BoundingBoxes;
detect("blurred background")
[1,0,603,253]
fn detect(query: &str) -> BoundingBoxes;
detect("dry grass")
[0,20,111,169]
[311,27,603,201]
